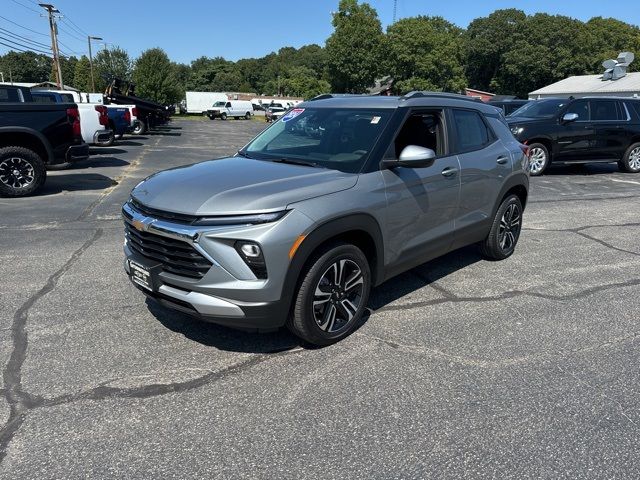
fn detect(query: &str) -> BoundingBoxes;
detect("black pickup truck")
[0,85,89,197]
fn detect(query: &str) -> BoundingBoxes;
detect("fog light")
[240,243,261,258]
[235,241,267,279]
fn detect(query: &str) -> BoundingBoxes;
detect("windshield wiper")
[236,150,253,159]
[270,157,322,168]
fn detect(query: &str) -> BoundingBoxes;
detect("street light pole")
[88,35,103,92]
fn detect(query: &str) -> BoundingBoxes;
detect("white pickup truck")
[31,89,113,146]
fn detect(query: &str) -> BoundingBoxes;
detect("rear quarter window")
[0,88,20,102]
[452,109,495,152]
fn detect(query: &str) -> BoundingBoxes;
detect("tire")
[100,132,114,147]
[133,120,146,135]
[479,194,523,260]
[245,112,251,120]
[618,142,640,173]
[0,146,47,197]
[287,243,371,346]
[114,133,124,141]
[528,142,549,176]
[220,113,227,121]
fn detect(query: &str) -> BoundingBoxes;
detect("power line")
[0,26,51,50]
[8,0,41,15]
[0,34,52,55]
[60,16,88,37]
[57,23,85,42]
[0,38,52,57]
[0,14,49,37]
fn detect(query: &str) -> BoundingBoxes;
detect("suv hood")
[131,157,358,215]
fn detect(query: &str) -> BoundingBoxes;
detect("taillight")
[66,107,81,138]
[131,107,138,118]
[124,109,131,124]
[95,105,109,126]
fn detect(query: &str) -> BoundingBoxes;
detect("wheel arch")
[279,213,385,317]
[0,127,53,164]
[491,173,529,217]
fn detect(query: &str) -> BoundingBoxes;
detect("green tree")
[94,46,132,89]
[464,9,527,93]
[132,48,181,104]
[73,55,92,93]
[386,16,466,94]
[0,51,51,82]
[281,66,331,98]
[582,17,640,73]
[325,0,384,93]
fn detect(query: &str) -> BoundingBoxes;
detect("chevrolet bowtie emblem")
[132,219,145,231]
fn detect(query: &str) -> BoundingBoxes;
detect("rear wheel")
[133,120,146,135]
[618,143,640,173]
[528,143,549,176]
[0,146,47,197]
[288,243,371,346]
[480,194,523,260]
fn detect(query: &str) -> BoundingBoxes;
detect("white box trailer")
[185,91,228,114]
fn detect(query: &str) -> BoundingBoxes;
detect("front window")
[509,99,567,118]
[213,101,226,107]
[243,107,392,173]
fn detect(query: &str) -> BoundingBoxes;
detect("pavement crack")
[0,228,103,464]
[574,231,640,257]
[374,277,640,313]
[40,347,302,407]
[410,270,458,299]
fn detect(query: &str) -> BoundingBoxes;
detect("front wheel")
[528,143,549,176]
[220,113,227,120]
[288,243,371,346]
[618,143,640,173]
[0,146,47,197]
[245,112,251,120]
[479,194,523,260]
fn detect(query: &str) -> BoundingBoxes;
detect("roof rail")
[308,93,373,101]
[400,91,483,103]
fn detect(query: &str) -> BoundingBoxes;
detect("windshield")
[213,101,226,107]
[508,99,567,118]
[243,107,391,173]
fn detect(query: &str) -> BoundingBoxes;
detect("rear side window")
[0,88,20,102]
[452,109,493,152]
[627,101,640,119]
[590,100,621,121]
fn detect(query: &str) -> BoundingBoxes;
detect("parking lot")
[1,118,639,478]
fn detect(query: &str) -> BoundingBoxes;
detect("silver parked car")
[122,92,529,345]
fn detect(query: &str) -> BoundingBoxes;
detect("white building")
[529,72,640,99]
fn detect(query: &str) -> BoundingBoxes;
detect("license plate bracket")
[128,257,162,291]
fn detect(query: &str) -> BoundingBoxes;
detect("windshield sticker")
[370,116,381,124]
[281,108,305,122]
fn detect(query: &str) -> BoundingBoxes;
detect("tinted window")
[0,88,20,102]
[509,99,567,118]
[452,109,491,152]
[32,94,57,103]
[565,100,589,120]
[590,100,620,121]
[627,101,640,119]
[60,93,75,103]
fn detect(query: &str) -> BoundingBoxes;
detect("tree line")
[2,1,639,104]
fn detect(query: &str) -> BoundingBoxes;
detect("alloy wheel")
[498,203,522,251]
[312,259,364,333]
[0,157,35,189]
[529,147,546,175]
[629,147,640,171]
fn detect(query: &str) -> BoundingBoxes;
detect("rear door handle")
[496,156,509,165]
[441,167,458,177]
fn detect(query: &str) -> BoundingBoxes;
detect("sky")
[2,0,639,64]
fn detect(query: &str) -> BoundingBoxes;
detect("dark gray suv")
[122,92,529,345]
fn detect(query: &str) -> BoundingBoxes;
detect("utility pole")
[88,35,103,92]
[39,3,63,89]
[393,0,397,23]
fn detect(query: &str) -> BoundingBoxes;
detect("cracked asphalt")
[1,119,640,478]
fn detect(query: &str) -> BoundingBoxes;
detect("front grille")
[125,222,212,279]
[129,198,197,225]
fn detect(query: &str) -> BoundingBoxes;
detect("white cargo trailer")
[185,91,228,114]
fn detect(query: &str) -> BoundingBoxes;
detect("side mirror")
[395,145,436,168]
[562,113,579,123]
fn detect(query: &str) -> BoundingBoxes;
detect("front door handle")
[441,167,458,177]
[496,156,509,165]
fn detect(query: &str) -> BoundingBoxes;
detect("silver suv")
[123,92,529,345]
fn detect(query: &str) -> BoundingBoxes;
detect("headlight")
[192,210,288,226]
[510,126,524,136]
